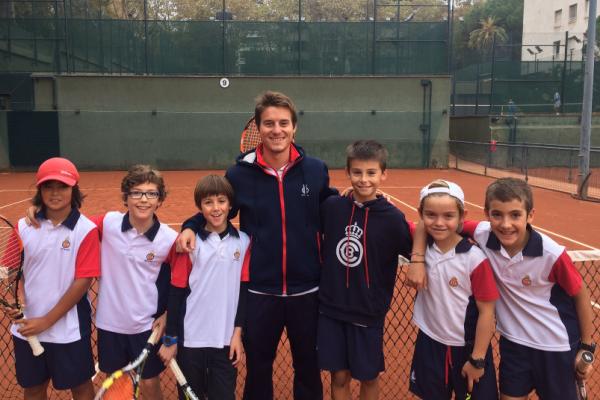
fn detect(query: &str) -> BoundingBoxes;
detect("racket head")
[96,370,136,400]
[0,215,24,313]
[240,116,261,153]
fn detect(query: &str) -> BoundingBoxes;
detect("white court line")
[386,193,418,213]
[464,201,599,251]
[0,198,31,210]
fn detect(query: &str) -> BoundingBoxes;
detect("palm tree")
[468,16,508,54]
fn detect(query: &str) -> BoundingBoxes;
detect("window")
[554,9,562,27]
[554,40,561,56]
[569,3,577,23]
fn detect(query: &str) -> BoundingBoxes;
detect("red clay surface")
[1,168,599,399]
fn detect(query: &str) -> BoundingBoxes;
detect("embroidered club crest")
[521,275,532,287]
[301,184,310,197]
[449,277,459,287]
[146,252,155,262]
[61,238,71,249]
[234,249,241,261]
[335,223,364,268]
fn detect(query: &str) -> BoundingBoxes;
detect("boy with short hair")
[409,177,595,399]
[94,164,177,400]
[318,140,412,400]
[158,175,249,400]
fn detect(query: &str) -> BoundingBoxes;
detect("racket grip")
[147,326,161,345]
[27,335,44,356]
[169,359,187,385]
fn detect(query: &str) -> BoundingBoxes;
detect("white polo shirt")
[171,224,250,348]
[95,211,177,334]
[463,221,582,351]
[413,237,499,346]
[11,209,100,343]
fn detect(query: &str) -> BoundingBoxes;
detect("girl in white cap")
[408,179,499,400]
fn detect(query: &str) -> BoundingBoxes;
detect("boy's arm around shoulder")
[406,220,427,290]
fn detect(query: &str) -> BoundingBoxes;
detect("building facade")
[522,0,599,61]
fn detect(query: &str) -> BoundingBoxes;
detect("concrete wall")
[31,75,451,170]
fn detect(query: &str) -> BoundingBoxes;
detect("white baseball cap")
[419,180,465,205]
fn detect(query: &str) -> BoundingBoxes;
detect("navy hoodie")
[182,144,337,295]
[319,195,412,327]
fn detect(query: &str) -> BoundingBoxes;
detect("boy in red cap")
[6,157,100,400]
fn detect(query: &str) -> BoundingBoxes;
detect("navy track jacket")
[318,195,412,327]
[182,144,338,295]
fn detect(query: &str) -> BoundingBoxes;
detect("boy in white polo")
[409,178,595,399]
[94,165,177,400]
[158,175,250,400]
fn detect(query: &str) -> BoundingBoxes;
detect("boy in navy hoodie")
[318,140,412,400]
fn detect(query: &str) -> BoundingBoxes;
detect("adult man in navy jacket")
[177,91,337,400]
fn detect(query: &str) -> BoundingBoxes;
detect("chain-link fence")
[0,0,450,75]
[452,32,600,116]
[449,140,600,200]
[2,252,600,399]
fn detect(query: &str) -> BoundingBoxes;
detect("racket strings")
[240,118,261,153]
[100,372,135,400]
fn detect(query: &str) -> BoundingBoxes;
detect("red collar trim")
[255,143,301,169]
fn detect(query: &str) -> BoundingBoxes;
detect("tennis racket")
[240,116,260,153]
[0,215,44,356]
[576,350,594,400]
[94,326,161,400]
[168,359,200,400]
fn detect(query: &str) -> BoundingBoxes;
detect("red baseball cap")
[36,157,80,187]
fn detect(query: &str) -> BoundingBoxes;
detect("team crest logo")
[61,238,71,249]
[301,184,310,197]
[146,252,155,262]
[521,275,532,287]
[234,249,241,261]
[335,223,364,268]
[449,277,459,287]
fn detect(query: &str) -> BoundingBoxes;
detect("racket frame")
[94,327,162,400]
[0,215,44,356]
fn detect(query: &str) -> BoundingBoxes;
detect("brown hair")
[33,182,84,211]
[346,140,388,171]
[254,91,298,128]
[418,180,465,217]
[484,178,533,213]
[121,164,166,204]
[194,175,235,209]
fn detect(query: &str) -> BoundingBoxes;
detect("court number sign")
[219,78,230,88]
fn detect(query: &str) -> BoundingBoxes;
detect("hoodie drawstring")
[345,202,370,288]
[345,203,356,288]
[363,208,370,288]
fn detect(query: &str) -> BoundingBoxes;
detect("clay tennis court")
[1,168,599,399]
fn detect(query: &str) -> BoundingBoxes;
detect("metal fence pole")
[54,0,61,73]
[144,0,148,74]
[297,0,302,75]
[578,0,596,199]
[560,31,568,113]
[489,34,497,114]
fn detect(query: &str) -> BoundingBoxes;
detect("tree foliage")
[468,16,508,54]
[452,0,523,67]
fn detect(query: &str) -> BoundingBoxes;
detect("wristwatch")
[468,355,485,369]
[162,335,178,347]
[580,342,596,354]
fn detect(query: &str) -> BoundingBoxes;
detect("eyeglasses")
[128,190,160,199]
